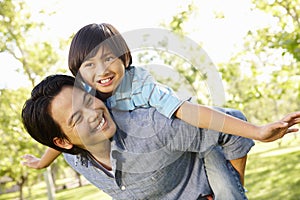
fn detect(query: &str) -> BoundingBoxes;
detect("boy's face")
[79,45,126,98]
[50,86,116,150]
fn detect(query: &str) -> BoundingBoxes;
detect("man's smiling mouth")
[96,117,106,130]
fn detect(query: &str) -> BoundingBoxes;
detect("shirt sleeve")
[132,67,184,118]
[108,66,185,118]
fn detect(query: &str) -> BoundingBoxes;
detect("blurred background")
[0,0,299,199]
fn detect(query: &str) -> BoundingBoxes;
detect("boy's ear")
[53,137,73,150]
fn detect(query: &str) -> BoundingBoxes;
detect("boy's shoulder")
[127,65,150,74]
[126,65,153,82]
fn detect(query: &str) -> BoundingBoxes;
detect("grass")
[245,134,300,200]
[55,185,111,200]
[0,178,111,200]
[1,134,299,199]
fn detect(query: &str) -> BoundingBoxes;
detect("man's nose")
[87,110,98,123]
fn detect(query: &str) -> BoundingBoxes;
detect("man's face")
[50,86,116,150]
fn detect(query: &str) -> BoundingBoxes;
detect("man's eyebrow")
[67,92,88,127]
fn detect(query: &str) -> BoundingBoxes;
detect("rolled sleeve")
[140,83,184,118]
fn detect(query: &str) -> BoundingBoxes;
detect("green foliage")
[218,0,300,125]
[0,0,69,198]
[254,0,300,61]
[0,0,67,86]
[151,3,213,104]
[0,87,42,191]
[168,4,194,36]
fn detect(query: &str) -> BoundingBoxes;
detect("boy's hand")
[21,154,43,169]
[258,111,300,142]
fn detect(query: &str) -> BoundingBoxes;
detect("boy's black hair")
[68,23,132,77]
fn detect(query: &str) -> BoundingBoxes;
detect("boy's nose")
[95,62,108,75]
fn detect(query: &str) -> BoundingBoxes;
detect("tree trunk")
[18,175,26,200]
[44,166,55,200]
[76,171,82,187]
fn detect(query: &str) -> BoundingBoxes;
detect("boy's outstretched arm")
[175,101,300,142]
[22,148,61,169]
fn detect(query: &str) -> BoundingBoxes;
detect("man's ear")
[53,137,73,149]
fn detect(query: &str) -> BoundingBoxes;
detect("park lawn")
[0,182,111,200]
[55,184,111,200]
[0,178,111,200]
[245,134,300,200]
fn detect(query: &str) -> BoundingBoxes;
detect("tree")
[0,87,38,199]
[218,0,300,119]
[140,1,299,140]
[217,0,300,146]
[254,0,300,61]
[0,0,67,87]
[0,0,68,199]
[135,3,214,105]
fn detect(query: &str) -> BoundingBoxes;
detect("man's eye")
[73,115,83,127]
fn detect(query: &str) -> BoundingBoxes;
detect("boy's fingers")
[286,128,299,134]
[21,161,29,166]
[21,154,32,159]
[284,112,300,121]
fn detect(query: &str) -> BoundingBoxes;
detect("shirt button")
[121,185,126,191]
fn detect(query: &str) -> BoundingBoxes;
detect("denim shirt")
[64,107,254,200]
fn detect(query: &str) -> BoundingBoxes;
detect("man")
[22,74,300,199]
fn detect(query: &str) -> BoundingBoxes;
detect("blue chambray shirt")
[106,66,184,118]
[64,107,254,200]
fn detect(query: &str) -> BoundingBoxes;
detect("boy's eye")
[104,55,116,63]
[84,62,94,68]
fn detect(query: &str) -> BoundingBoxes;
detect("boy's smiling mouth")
[97,76,114,86]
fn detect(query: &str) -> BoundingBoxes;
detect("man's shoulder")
[111,107,171,136]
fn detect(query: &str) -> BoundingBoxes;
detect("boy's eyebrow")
[81,48,113,63]
[82,55,93,63]
[100,45,114,59]
[100,51,114,59]
[67,92,89,127]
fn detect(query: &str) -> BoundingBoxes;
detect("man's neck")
[88,140,112,170]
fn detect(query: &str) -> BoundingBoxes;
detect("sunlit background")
[0,0,299,199]
[0,0,273,89]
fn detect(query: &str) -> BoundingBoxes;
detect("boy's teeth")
[100,78,110,84]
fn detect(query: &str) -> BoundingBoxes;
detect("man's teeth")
[96,118,105,130]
